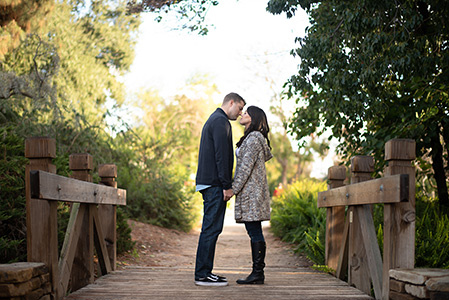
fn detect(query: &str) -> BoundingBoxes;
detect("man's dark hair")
[223,92,246,105]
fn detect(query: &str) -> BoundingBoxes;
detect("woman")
[232,105,273,284]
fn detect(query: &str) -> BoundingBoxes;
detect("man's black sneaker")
[210,273,227,282]
[195,275,228,286]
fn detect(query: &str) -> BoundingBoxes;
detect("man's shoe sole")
[194,281,228,287]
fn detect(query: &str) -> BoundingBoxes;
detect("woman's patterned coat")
[232,131,273,223]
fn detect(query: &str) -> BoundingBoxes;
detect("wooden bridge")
[17,137,420,300]
[62,222,373,300]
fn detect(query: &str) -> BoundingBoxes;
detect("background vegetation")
[1,0,448,274]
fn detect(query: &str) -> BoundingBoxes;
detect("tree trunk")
[430,128,449,208]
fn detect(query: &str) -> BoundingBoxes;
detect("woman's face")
[239,111,252,128]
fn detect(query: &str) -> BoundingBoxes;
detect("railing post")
[98,164,118,270]
[69,153,94,291]
[25,137,58,298]
[325,165,346,272]
[348,156,374,295]
[382,139,416,300]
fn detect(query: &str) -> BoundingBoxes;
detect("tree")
[0,0,54,59]
[267,0,449,208]
[126,0,219,35]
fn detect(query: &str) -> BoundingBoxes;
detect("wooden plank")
[58,203,86,298]
[348,157,373,296]
[98,205,116,270]
[357,205,383,299]
[69,160,95,293]
[336,212,350,280]
[317,174,409,208]
[30,170,126,205]
[63,267,374,300]
[92,206,112,275]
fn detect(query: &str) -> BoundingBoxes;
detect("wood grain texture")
[30,171,126,205]
[318,174,409,208]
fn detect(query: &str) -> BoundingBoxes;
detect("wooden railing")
[318,139,415,300]
[24,137,126,299]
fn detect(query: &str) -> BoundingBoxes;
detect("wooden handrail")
[25,137,126,300]
[318,174,409,207]
[321,139,415,300]
[30,170,126,205]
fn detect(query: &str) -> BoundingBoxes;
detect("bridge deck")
[64,214,373,300]
[64,266,372,300]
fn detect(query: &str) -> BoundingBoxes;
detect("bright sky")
[123,0,336,178]
[124,0,308,109]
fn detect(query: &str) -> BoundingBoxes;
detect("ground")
[117,215,314,270]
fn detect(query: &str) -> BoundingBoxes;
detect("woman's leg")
[244,221,265,243]
[237,221,266,284]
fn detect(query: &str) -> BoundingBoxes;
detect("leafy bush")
[0,127,28,263]
[120,159,200,232]
[415,199,449,269]
[270,179,327,264]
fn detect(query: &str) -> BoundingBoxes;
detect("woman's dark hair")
[236,106,271,149]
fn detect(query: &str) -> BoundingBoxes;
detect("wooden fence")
[24,137,126,300]
[318,139,416,300]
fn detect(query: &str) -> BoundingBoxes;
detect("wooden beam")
[92,206,112,275]
[357,205,383,299]
[317,174,409,208]
[57,203,86,298]
[30,171,126,205]
[336,213,350,280]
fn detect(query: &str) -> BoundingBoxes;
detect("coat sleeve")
[213,117,233,189]
[232,134,263,195]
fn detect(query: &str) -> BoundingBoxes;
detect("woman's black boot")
[237,241,266,284]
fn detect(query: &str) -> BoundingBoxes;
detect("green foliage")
[116,207,135,254]
[415,199,449,269]
[0,0,54,59]
[128,0,219,35]
[0,127,27,263]
[270,179,327,264]
[119,158,200,232]
[267,0,449,207]
[0,0,217,263]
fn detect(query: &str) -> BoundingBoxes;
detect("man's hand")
[223,189,234,202]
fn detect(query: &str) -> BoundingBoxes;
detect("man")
[194,92,246,286]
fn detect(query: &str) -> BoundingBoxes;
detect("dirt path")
[117,210,313,271]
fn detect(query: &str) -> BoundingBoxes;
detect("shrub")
[415,199,449,268]
[0,128,27,263]
[270,179,327,264]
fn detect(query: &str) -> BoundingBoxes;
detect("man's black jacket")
[196,108,233,190]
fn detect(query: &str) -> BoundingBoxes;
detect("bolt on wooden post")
[382,139,416,300]
[25,137,58,297]
[98,164,118,270]
[69,153,94,291]
[325,165,346,273]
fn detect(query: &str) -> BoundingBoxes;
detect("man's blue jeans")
[194,186,226,280]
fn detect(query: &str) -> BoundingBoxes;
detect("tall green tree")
[267,0,449,208]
